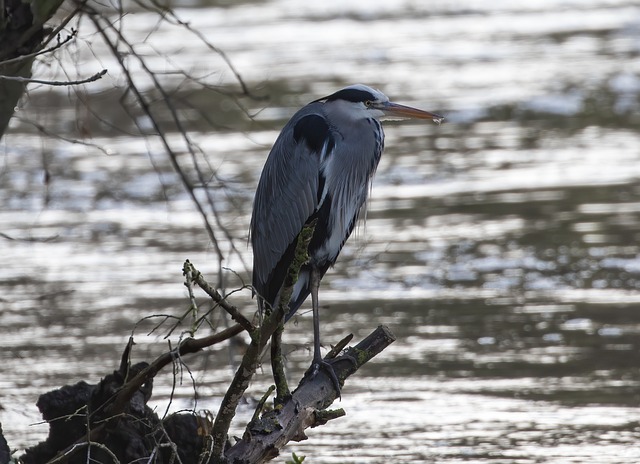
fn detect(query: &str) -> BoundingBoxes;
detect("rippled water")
[2,0,640,462]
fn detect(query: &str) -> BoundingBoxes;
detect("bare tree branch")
[0,30,77,67]
[85,10,227,267]
[184,260,256,333]
[0,68,106,85]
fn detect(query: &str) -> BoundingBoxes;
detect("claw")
[308,353,357,399]
[308,357,342,398]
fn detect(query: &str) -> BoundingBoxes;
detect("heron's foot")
[327,350,358,367]
[307,357,342,397]
[307,353,357,399]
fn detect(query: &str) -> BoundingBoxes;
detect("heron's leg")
[310,267,343,395]
[271,319,290,405]
[311,268,322,364]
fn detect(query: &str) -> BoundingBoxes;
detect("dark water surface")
[2,0,640,462]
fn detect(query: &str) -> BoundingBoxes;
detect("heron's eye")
[364,100,373,108]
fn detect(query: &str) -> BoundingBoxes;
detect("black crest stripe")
[324,88,375,103]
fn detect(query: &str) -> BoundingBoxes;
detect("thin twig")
[183,261,202,333]
[108,326,245,422]
[0,30,77,67]
[105,0,257,284]
[18,119,115,156]
[184,260,255,333]
[250,385,275,424]
[0,0,87,62]
[0,69,107,85]
[144,2,261,100]
[46,440,121,464]
[86,10,226,271]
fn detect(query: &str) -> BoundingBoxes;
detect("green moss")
[278,220,316,314]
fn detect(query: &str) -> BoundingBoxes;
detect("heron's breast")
[311,178,368,266]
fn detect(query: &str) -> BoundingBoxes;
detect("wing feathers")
[251,108,333,305]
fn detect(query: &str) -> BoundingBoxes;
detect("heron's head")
[319,84,443,124]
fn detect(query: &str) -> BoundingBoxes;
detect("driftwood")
[7,325,394,464]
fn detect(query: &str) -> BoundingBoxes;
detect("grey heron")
[251,84,443,387]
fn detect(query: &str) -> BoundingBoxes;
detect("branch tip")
[313,408,345,427]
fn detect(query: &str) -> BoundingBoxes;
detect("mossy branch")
[271,219,318,403]
[210,221,317,463]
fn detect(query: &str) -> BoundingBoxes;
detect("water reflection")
[2,0,640,461]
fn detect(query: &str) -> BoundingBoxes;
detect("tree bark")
[0,0,65,139]
[225,325,396,464]
[0,58,33,137]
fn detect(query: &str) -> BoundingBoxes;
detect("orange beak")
[380,101,444,124]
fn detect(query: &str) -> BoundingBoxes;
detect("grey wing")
[250,105,332,306]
